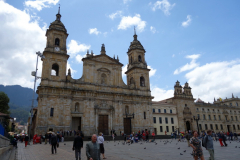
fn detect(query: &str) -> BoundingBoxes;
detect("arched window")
[75,102,79,112]
[130,56,133,64]
[130,77,134,84]
[51,63,59,76]
[101,73,107,84]
[138,55,142,62]
[125,106,129,114]
[140,76,145,87]
[55,38,60,46]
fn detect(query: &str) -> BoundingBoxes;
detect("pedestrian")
[25,135,29,147]
[97,132,107,159]
[49,133,52,144]
[221,132,227,147]
[51,133,58,154]
[112,133,115,142]
[152,131,155,140]
[230,132,233,141]
[203,130,214,160]
[218,132,224,147]
[73,132,83,160]
[174,132,177,140]
[86,134,101,160]
[185,131,190,147]
[124,133,127,143]
[212,132,216,141]
[146,130,149,141]
[189,131,204,160]
[45,133,48,144]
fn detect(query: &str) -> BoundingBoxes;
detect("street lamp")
[193,115,200,135]
[29,51,45,142]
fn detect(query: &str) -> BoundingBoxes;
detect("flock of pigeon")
[105,138,240,157]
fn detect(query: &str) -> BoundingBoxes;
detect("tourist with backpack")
[203,130,214,160]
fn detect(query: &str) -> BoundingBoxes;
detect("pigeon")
[180,153,183,155]
[114,145,116,146]
[64,143,66,145]
[178,147,180,149]
[183,150,186,152]
[155,143,157,145]
[230,142,231,143]
[235,146,237,148]
[144,147,146,149]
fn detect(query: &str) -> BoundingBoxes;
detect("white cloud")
[123,0,132,4]
[118,14,146,32]
[174,54,200,74]
[151,85,174,101]
[67,40,90,57]
[89,28,101,35]
[182,15,192,27]
[76,54,83,63]
[0,1,46,88]
[185,60,240,103]
[151,0,176,16]
[109,11,122,20]
[150,26,156,33]
[24,0,59,11]
[148,66,157,77]
[172,54,175,57]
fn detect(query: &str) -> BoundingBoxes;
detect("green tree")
[0,92,10,114]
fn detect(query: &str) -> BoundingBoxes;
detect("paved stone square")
[16,139,240,160]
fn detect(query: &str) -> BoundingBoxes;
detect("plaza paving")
[16,139,240,160]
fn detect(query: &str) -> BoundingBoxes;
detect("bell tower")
[41,7,69,81]
[125,29,150,91]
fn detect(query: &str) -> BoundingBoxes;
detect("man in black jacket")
[51,133,58,154]
[73,132,83,160]
[45,133,49,144]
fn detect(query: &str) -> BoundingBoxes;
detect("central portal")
[186,121,191,131]
[72,117,81,131]
[98,115,109,135]
[124,118,131,134]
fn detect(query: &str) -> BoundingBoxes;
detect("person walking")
[190,131,205,160]
[73,132,83,160]
[86,134,101,160]
[49,133,52,144]
[152,131,155,140]
[222,132,227,147]
[45,133,49,144]
[25,134,29,147]
[185,131,190,147]
[97,132,106,159]
[51,133,58,154]
[203,130,214,160]
[218,132,224,147]
[112,133,115,142]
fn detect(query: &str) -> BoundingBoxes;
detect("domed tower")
[174,80,183,97]
[125,29,150,91]
[183,82,193,98]
[41,7,69,81]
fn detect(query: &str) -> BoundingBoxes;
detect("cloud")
[89,28,101,35]
[150,26,156,33]
[118,14,146,32]
[151,85,174,101]
[0,1,46,88]
[76,54,84,63]
[172,54,175,57]
[174,54,200,74]
[67,40,90,57]
[185,60,240,103]
[148,66,157,77]
[151,0,176,16]
[123,0,132,4]
[24,0,59,11]
[109,11,122,20]
[182,15,192,27]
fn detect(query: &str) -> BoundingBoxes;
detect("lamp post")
[29,51,45,142]
[193,115,200,135]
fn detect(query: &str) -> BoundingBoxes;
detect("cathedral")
[34,9,153,135]
[33,9,240,137]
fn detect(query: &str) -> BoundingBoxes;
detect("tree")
[0,92,10,114]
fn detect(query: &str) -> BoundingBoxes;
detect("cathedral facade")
[34,11,153,136]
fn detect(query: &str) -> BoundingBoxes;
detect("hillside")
[0,85,38,124]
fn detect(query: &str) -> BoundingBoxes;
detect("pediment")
[91,55,123,65]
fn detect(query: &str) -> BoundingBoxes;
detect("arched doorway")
[186,121,191,131]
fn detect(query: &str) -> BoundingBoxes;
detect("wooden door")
[98,115,109,135]
[124,118,131,134]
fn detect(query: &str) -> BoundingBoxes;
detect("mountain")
[0,85,38,124]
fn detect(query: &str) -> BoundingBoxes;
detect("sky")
[1,0,240,102]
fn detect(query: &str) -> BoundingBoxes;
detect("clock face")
[55,47,60,51]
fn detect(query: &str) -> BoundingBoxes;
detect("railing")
[0,134,10,148]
